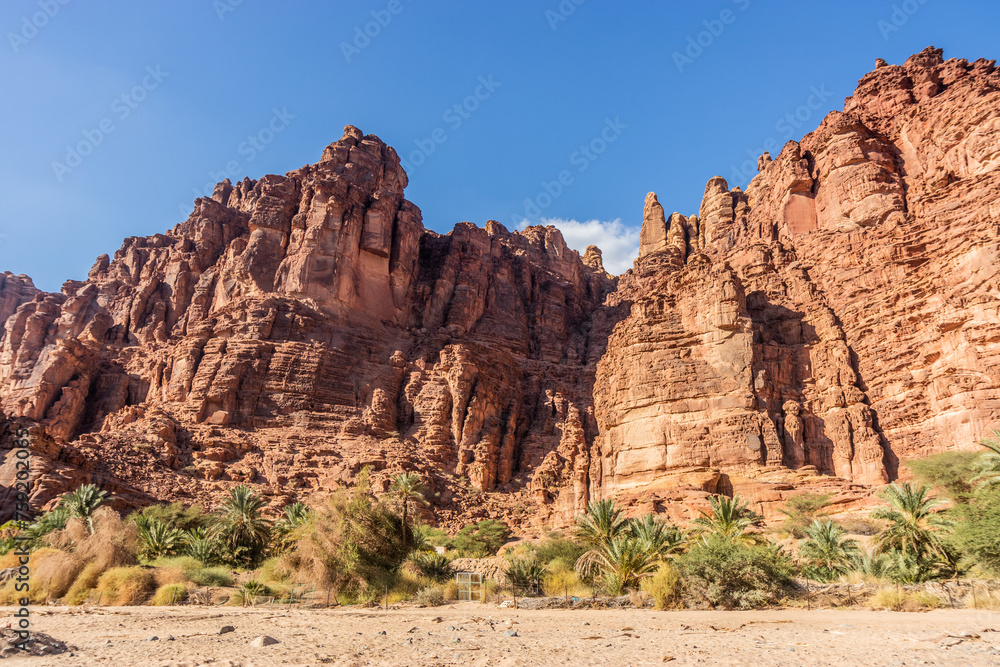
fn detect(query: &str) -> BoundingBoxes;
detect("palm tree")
[213,484,271,566]
[138,519,184,560]
[388,472,426,550]
[272,502,310,554]
[691,495,764,544]
[575,534,659,595]
[60,484,108,533]
[870,482,952,560]
[575,499,629,548]
[798,520,862,581]
[971,429,1000,489]
[628,513,686,560]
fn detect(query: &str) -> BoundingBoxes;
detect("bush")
[278,470,409,595]
[442,579,459,601]
[95,566,156,605]
[952,488,1000,574]
[63,561,104,605]
[871,588,944,611]
[187,566,233,587]
[414,586,445,607]
[129,502,210,533]
[641,563,681,610]
[543,559,588,597]
[451,520,512,556]
[506,557,545,594]
[837,516,884,536]
[677,535,795,609]
[233,579,269,606]
[905,451,981,503]
[779,493,831,539]
[534,532,587,566]
[409,552,453,582]
[152,583,189,605]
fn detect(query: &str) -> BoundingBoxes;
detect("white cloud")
[516,217,639,276]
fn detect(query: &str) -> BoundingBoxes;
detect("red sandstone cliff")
[1,48,997,530]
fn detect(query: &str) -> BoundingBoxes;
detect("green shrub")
[410,552,453,582]
[414,586,445,607]
[233,579,269,606]
[641,563,681,610]
[905,451,981,503]
[952,488,1000,574]
[128,502,210,533]
[187,566,233,587]
[534,532,587,566]
[779,493,831,539]
[677,535,795,609]
[278,470,410,595]
[152,583,189,605]
[95,566,156,605]
[451,520,511,556]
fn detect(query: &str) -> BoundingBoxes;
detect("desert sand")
[2,603,999,666]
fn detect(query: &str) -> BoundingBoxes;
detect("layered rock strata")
[1,47,997,530]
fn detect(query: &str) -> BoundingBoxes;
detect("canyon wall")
[1,48,997,530]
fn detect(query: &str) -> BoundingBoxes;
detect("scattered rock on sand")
[218,626,236,635]
[250,636,279,647]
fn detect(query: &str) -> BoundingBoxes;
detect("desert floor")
[2,603,999,666]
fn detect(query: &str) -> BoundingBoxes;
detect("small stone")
[452,638,462,644]
[218,626,236,635]
[504,630,519,637]
[146,636,159,642]
[164,635,175,641]
[582,622,590,626]
[375,630,386,636]
[402,638,413,646]
[250,635,278,647]
[446,626,456,631]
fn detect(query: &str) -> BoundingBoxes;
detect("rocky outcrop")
[1,48,998,531]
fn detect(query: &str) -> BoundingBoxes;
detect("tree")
[628,513,686,560]
[779,493,832,538]
[575,534,660,595]
[138,519,184,560]
[676,535,795,609]
[272,502,310,555]
[387,472,426,550]
[692,495,764,544]
[212,484,271,567]
[971,429,1000,489]
[452,519,512,556]
[798,520,862,582]
[870,482,952,561]
[60,484,108,533]
[952,486,1000,574]
[575,499,629,548]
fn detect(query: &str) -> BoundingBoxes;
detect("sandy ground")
[2,603,999,666]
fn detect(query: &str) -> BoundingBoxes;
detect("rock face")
[1,48,998,529]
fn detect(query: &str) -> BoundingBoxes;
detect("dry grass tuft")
[95,566,155,605]
[151,583,189,605]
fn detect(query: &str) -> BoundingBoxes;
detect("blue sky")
[2,0,998,290]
